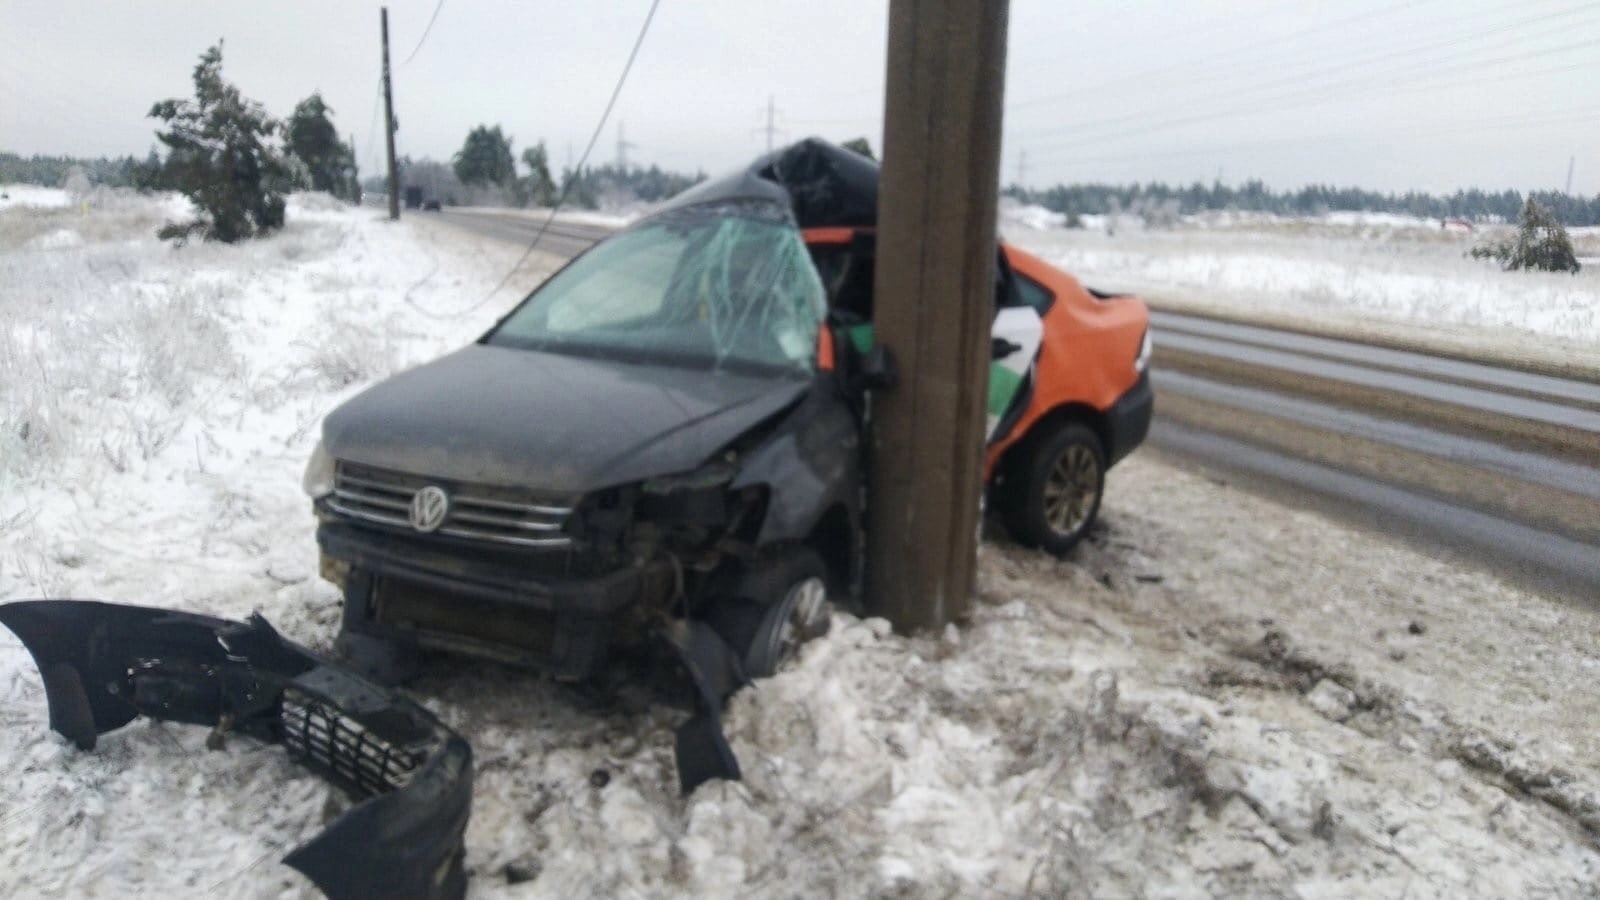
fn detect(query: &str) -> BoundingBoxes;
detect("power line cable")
[412,0,664,320]
[1015,0,1575,129]
[1006,0,1446,112]
[1023,104,1600,172]
[1015,0,1600,144]
[1024,51,1600,171]
[402,0,448,66]
[1020,26,1600,160]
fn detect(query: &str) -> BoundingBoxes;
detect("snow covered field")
[3,189,1599,897]
[1002,203,1600,376]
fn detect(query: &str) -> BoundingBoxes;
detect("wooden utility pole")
[381,7,400,220]
[865,0,1009,631]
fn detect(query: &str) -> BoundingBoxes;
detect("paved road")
[428,211,1600,598]
[429,208,618,259]
[1151,310,1600,599]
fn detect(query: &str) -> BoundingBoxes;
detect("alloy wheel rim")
[771,576,828,666]
[1042,445,1099,536]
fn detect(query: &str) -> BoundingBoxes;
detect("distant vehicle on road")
[422,198,442,211]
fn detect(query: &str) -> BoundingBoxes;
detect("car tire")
[704,549,831,679]
[1001,422,1105,556]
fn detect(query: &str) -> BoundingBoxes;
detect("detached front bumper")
[0,600,473,900]
[318,521,673,679]
[1104,370,1154,467]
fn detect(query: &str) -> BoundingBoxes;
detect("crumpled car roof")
[656,138,879,229]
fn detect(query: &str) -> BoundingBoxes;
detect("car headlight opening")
[302,439,336,499]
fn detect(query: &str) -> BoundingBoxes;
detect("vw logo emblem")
[409,485,450,533]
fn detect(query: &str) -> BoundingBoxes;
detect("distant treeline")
[361,159,704,211]
[1006,180,1600,226]
[0,151,156,189]
[13,149,1595,226]
[557,163,705,210]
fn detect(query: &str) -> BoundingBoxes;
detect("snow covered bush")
[1470,199,1582,273]
[147,44,290,244]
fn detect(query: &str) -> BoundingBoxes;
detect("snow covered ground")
[3,189,1599,897]
[0,184,74,211]
[1002,204,1600,375]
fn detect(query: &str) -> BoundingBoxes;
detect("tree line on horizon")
[1005,179,1600,227]
[10,116,1596,227]
[363,121,707,212]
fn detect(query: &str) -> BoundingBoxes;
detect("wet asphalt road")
[1150,310,1600,600]
[428,211,1600,599]
[428,208,618,259]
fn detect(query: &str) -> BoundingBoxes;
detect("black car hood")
[322,344,809,494]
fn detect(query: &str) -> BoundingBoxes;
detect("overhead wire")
[402,0,448,66]
[411,0,664,320]
[1021,104,1600,172]
[1014,0,1600,145]
[1015,0,1573,134]
[1006,0,1447,112]
[1021,33,1600,163]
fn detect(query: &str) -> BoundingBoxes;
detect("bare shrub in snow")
[304,311,400,390]
[59,165,91,201]
[1136,197,1182,230]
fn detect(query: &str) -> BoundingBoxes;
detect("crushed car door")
[988,254,1044,443]
[809,232,1042,444]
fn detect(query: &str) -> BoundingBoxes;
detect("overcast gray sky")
[2,0,1596,194]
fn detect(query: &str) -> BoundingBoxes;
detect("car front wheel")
[1002,422,1106,556]
[703,549,831,679]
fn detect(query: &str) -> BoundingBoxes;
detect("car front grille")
[279,687,425,796]
[328,461,575,549]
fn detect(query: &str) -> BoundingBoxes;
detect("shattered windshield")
[487,202,825,375]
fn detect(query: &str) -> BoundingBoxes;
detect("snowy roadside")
[0,187,562,897]
[1002,210,1600,379]
[3,189,1598,897]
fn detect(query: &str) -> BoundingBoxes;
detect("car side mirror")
[860,345,897,390]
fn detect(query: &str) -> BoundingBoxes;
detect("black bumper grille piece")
[0,600,474,900]
[281,690,424,797]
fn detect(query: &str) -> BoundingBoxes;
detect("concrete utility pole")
[1566,155,1575,195]
[381,7,400,220]
[866,0,1009,631]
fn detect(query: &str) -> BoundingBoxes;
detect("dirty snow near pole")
[3,187,1599,897]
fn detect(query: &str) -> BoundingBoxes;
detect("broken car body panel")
[0,599,472,900]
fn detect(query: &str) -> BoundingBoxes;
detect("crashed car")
[304,137,1150,703]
